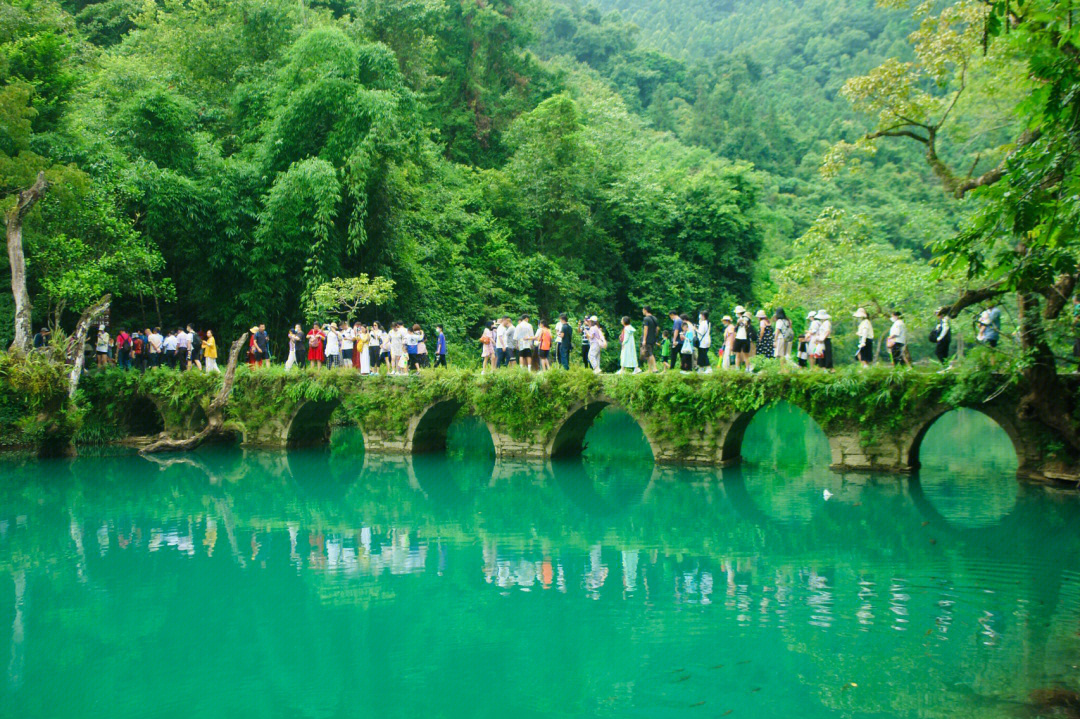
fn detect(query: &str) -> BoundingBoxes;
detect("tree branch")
[954,128,1041,198]
[1042,273,1077,320]
[946,280,1008,318]
[65,294,112,398]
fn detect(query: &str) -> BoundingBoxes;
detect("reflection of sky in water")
[0,406,1078,719]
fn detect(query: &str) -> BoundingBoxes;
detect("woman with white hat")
[587,316,606,373]
[797,311,814,368]
[853,308,874,367]
[755,309,774,360]
[816,310,833,369]
[733,306,754,370]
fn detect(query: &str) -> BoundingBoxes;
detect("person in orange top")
[537,319,553,371]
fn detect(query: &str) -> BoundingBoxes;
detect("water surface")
[2,405,1079,718]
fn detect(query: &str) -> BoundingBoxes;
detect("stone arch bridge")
[99,369,1079,483]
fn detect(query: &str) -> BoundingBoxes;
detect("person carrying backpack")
[930,307,951,366]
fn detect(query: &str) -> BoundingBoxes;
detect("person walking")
[697,311,712,373]
[434,325,447,368]
[515,314,535,370]
[931,307,951,366]
[495,316,510,369]
[587,316,606,373]
[720,315,735,369]
[557,314,573,370]
[977,305,1002,347]
[307,323,325,369]
[480,322,495,373]
[115,328,131,370]
[618,317,639,374]
[755,311,774,362]
[816,310,833,369]
[285,325,300,369]
[189,326,203,371]
[668,311,684,370]
[579,318,590,368]
[773,309,792,365]
[733,306,752,371]
[680,320,696,373]
[853,308,874,367]
[95,326,110,369]
[204,330,219,372]
[641,306,659,373]
[176,326,191,371]
[887,310,908,366]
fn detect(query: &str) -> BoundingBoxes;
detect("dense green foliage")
[2,0,772,349]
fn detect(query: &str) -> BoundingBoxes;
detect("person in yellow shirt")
[203,330,219,372]
[357,323,371,374]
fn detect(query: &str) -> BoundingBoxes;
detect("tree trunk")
[1016,292,1080,452]
[5,171,49,355]
[66,294,111,398]
[139,332,249,453]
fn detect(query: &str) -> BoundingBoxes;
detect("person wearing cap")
[797,311,815,368]
[720,315,735,369]
[930,307,951,366]
[816,310,833,369]
[733,306,754,370]
[32,326,50,351]
[755,310,774,362]
[887,310,908,366]
[853,308,874,367]
[773,309,792,365]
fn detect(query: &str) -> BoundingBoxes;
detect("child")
[659,330,672,368]
[617,316,639,374]
[537,320,552,370]
[680,320,696,372]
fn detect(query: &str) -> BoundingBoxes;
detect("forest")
[1,0,1078,372]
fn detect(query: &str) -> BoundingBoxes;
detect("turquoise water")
[2,405,1080,718]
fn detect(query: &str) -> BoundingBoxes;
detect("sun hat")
[817,310,831,320]
[734,305,746,315]
[721,315,732,322]
[806,311,817,319]
[590,315,599,322]
[755,309,767,319]
[853,308,868,319]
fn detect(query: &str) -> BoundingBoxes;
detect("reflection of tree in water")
[737,403,842,523]
[917,409,1019,528]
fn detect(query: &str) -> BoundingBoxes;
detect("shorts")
[518,348,532,358]
[643,343,655,358]
[733,338,751,353]
[538,349,550,359]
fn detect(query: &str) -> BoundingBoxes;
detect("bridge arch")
[407,400,495,455]
[905,405,1030,473]
[285,398,347,447]
[719,401,830,467]
[546,399,657,461]
[128,395,166,437]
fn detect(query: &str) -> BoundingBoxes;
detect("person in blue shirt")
[668,310,683,370]
[434,325,447,368]
[978,305,1002,347]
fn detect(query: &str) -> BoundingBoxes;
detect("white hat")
[806,311,817,319]
[853,308,868,319]
[756,309,768,319]
[734,305,746,315]
[721,315,732,322]
[817,311,830,320]
[590,315,599,322]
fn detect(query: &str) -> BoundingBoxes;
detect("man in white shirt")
[341,323,355,366]
[887,310,908,366]
[148,328,163,368]
[495,316,510,368]
[515,314,535,369]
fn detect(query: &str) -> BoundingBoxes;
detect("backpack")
[597,331,608,350]
[929,326,940,343]
[781,320,795,343]
[132,337,144,355]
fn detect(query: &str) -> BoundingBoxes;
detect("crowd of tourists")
[61,301,1003,375]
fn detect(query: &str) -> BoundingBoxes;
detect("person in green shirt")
[658,330,672,368]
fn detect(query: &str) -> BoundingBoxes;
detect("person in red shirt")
[306,323,326,369]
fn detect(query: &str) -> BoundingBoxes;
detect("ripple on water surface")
[1,407,1080,719]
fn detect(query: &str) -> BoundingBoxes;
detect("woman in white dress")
[358,324,371,374]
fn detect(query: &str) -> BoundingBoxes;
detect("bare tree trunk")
[1015,293,1080,451]
[140,332,249,453]
[5,171,48,354]
[65,294,112,398]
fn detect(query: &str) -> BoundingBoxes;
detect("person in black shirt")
[668,311,683,370]
[641,306,659,372]
[32,327,49,350]
[557,313,573,370]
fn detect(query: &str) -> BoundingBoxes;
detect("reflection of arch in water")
[286,399,346,447]
[547,400,656,460]
[721,401,830,468]
[906,406,1027,473]
[407,451,494,509]
[907,473,1025,540]
[550,456,651,520]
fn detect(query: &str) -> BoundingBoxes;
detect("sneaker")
[633,368,642,374]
